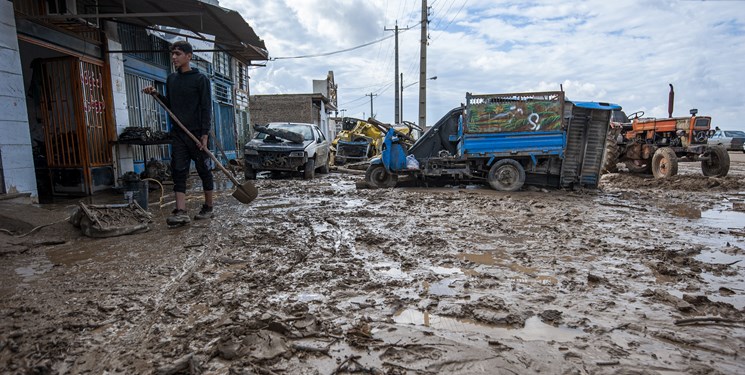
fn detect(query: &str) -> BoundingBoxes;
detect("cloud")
[221,0,745,129]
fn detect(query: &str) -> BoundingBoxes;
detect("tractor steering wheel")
[627,111,645,121]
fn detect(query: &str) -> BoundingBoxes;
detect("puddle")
[457,252,497,265]
[372,263,409,279]
[424,278,459,296]
[695,250,742,265]
[700,205,745,229]
[393,308,584,342]
[700,272,745,310]
[15,259,55,282]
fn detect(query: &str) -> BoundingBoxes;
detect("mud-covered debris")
[539,309,563,324]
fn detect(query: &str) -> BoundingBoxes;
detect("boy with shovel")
[143,41,214,226]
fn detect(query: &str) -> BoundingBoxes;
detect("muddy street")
[1,154,745,374]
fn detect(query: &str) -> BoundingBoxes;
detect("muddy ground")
[1,153,745,375]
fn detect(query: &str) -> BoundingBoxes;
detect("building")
[249,71,338,141]
[1,0,267,202]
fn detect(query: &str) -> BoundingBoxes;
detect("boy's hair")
[170,41,193,54]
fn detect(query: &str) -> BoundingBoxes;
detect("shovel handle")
[151,94,242,187]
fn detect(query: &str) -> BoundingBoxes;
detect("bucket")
[124,179,148,210]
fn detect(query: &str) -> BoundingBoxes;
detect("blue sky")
[222,0,745,130]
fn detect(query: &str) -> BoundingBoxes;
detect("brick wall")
[249,95,314,127]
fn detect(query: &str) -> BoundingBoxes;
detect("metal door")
[38,57,115,194]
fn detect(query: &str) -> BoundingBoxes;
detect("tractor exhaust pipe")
[668,83,674,118]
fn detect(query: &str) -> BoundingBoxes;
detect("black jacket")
[158,67,212,138]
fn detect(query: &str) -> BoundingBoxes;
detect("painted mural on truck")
[467,100,563,133]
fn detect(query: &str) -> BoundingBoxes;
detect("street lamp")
[401,75,436,124]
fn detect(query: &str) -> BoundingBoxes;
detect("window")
[213,52,231,79]
[724,131,745,137]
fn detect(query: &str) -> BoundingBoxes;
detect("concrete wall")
[0,2,37,198]
[107,36,134,182]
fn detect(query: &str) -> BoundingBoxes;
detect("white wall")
[0,2,37,198]
[108,38,134,182]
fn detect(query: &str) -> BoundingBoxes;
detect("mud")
[1,154,744,374]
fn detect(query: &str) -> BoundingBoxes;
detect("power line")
[270,33,395,60]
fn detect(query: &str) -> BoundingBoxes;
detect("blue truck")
[364,91,621,191]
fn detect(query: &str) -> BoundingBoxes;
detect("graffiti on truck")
[467,100,563,133]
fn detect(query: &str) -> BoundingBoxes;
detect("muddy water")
[1,154,745,374]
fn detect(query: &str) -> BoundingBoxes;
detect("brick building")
[249,72,338,141]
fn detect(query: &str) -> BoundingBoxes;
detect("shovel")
[151,94,258,204]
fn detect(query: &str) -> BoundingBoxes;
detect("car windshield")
[256,124,314,141]
[724,130,745,137]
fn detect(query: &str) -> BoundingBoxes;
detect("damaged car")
[244,122,330,180]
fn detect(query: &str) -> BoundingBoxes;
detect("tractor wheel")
[601,127,621,174]
[701,145,730,177]
[365,164,397,188]
[625,160,652,174]
[303,159,315,180]
[487,159,526,191]
[652,147,678,178]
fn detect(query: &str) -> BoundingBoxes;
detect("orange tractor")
[602,85,729,178]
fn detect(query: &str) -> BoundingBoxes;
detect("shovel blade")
[232,181,258,204]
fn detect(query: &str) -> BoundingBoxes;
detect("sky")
[221,0,745,130]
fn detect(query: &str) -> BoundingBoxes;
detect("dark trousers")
[170,134,214,193]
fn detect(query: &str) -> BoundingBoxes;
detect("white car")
[708,129,745,152]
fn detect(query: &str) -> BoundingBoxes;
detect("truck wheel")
[625,160,652,174]
[244,165,256,180]
[652,147,678,178]
[701,145,730,177]
[303,159,315,180]
[601,127,621,174]
[365,164,397,188]
[487,159,526,191]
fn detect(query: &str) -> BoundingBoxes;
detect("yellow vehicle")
[331,118,417,166]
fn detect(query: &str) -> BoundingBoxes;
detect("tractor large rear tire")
[365,164,398,188]
[601,127,621,174]
[652,147,678,178]
[701,145,730,177]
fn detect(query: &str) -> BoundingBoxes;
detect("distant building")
[249,72,338,141]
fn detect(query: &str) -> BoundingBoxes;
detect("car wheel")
[244,165,256,180]
[318,155,330,174]
[303,159,315,180]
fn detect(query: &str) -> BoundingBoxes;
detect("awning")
[21,0,268,63]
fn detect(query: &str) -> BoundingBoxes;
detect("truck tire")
[701,145,730,177]
[303,159,315,180]
[244,165,256,180]
[601,127,621,174]
[365,164,397,188]
[652,147,678,178]
[487,159,526,191]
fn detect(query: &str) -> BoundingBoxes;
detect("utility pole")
[366,93,378,119]
[419,0,430,130]
[400,73,404,122]
[386,21,411,125]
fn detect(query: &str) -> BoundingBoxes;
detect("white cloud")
[222,0,745,129]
